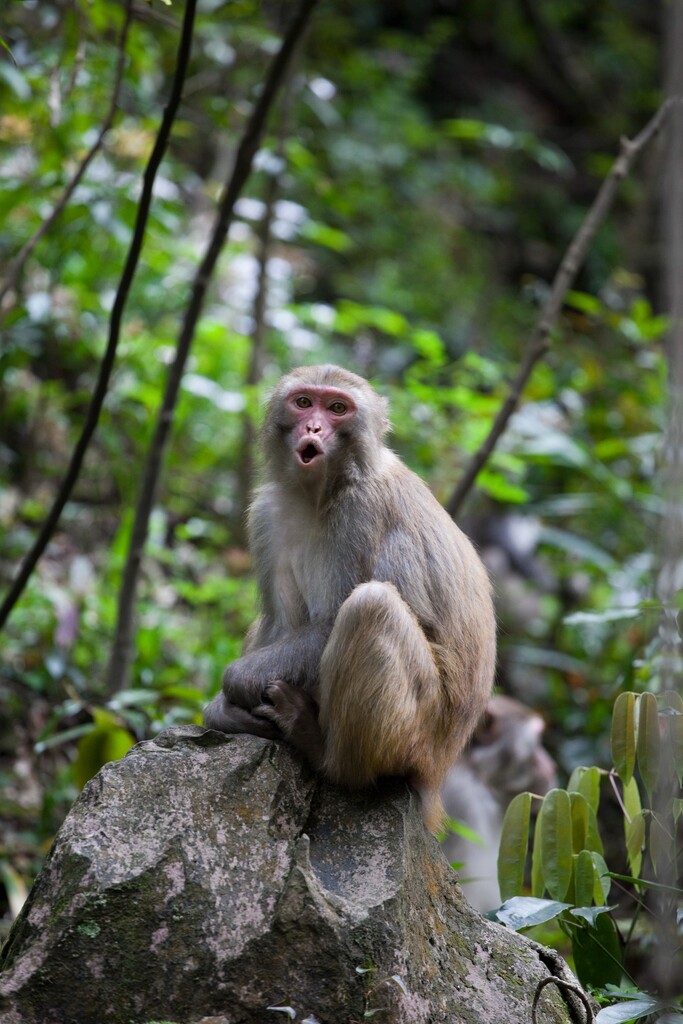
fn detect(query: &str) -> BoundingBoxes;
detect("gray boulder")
[0,728,582,1024]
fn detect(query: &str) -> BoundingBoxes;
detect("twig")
[234,53,301,543]
[446,98,674,519]
[0,1,133,313]
[104,0,320,695]
[0,0,199,631]
[531,977,594,1024]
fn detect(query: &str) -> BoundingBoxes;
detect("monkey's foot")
[204,695,282,740]
[254,681,325,770]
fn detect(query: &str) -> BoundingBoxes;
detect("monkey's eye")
[329,401,347,415]
[295,396,312,408]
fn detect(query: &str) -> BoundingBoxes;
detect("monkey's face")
[281,384,358,473]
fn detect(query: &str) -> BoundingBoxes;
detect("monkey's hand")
[254,681,325,771]
[220,654,276,711]
[203,691,282,739]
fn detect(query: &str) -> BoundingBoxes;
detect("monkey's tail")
[411,780,445,834]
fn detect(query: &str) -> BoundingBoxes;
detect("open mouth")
[297,441,323,465]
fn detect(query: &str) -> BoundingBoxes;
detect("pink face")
[285,385,357,469]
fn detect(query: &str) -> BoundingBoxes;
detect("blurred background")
[0,0,673,952]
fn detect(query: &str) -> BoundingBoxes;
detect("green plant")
[497,690,682,1020]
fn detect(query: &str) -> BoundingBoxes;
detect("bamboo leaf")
[636,692,661,801]
[611,692,636,785]
[538,789,573,901]
[498,792,532,901]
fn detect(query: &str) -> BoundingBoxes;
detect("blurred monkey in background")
[440,695,557,911]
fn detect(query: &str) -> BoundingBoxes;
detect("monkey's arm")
[218,618,332,708]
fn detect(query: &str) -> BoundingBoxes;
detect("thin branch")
[234,58,301,543]
[446,98,674,519]
[104,0,320,695]
[531,977,593,1024]
[0,1,133,313]
[0,0,199,631]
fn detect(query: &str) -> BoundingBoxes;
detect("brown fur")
[204,366,497,831]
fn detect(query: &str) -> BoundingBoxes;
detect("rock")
[0,728,582,1024]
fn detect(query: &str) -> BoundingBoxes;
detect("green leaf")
[622,776,642,822]
[531,807,544,897]
[612,692,636,786]
[567,766,601,816]
[625,811,645,879]
[606,872,683,895]
[570,904,615,925]
[595,997,664,1024]
[498,792,532,901]
[538,789,573,901]
[73,717,135,789]
[495,896,571,931]
[636,692,660,800]
[590,852,612,904]
[301,220,354,253]
[569,793,589,854]
[571,914,623,989]
[442,816,485,846]
[476,469,529,504]
[573,850,598,907]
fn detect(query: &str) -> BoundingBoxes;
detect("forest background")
[0,0,680,1004]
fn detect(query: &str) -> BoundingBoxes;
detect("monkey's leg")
[319,581,444,810]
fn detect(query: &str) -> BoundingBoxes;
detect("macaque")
[204,365,496,830]
[440,695,557,910]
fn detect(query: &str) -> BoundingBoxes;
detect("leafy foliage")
[0,6,678,1012]
[498,690,683,1015]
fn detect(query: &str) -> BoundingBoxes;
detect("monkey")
[203,365,496,831]
[440,695,557,910]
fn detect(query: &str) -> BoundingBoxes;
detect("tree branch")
[104,0,320,695]
[446,98,674,519]
[0,1,133,313]
[0,0,199,631]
